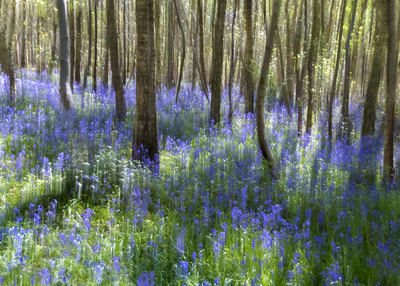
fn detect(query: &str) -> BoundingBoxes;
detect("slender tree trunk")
[256,0,281,181]
[210,0,227,126]
[340,0,358,142]
[325,0,336,48]
[305,0,320,134]
[167,1,175,88]
[294,0,305,136]
[93,0,98,92]
[21,0,26,68]
[107,0,127,119]
[133,0,159,164]
[174,0,186,104]
[383,0,396,179]
[57,0,74,110]
[75,5,82,84]
[198,0,208,92]
[209,0,217,82]
[103,38,109,87]
[83,0,92,89]
[286,0,294,103]
[50,12,57,75]
[244,0,254,115]
[328,0,347,138]
[228,0,238,124]
[69,1,74,88]
[36,11,41,74]
[361,0,387,137]
[191,0,197,91]
[0,0,16,102]
[30,3,34,66]
[277,29,290,114]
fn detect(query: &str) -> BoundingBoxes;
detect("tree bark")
[155,0,161,89]
[340,0,358,142]
[228,0,238,124]
[286,0,294,103]
[68,0,74,88]
[256,0,281,181]
[244,0,254,115]
[328,0,347,138]
[75,5,82,84]
[210,0,227,126]
[83,0,92,90]
[305,0,320,134]
[198,0,208,92]
[133,0,159,165]
[361,0,387,137]
[57,0,74,110]
[50,11,57,75]
[107,0,127,119]
[174,0,186,104]
[122,0,126,86]
[93,0,98,92]
[0,0,16,102]
[167,1,175,88]
[21,0,26,68]
[383,0,396,179]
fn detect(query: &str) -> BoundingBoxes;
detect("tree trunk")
[361,0,387,137]
[69,1,74,88]
[286,0,294,103]
[103,38,109,87]
[122,0,126,86]
[36,12,41,74]
[0,0,16,102]
[174,0,186,104]
[21,0,26,68]
[305,0,320,134]
[57,0,74,110]
[340,0,358,142]
[244,0,254,115]
[328,0,347,138]
[75,5,82,84]
[294,0,305,137]
[133,0,159,165]
[93,0,98,92]
[209,0,227,126]
[256,0,281,181]
[191,0,198,91]
[383,0,396,179]
[83,0,92,90]
[198,0,208,92]
[107,0,127,119]
[155,0,161,89]
[228,0,238,124]
[167,1,175,88]
[50,12,57,75]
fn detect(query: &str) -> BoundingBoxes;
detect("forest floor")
[0,70,399,285]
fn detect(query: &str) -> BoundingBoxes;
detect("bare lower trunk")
[256,0,281,181]
[244,0,254,114]
[228,0,238,124]
[173,0,186,104]
[133,0,159,165]
[107,0,127,119]
[383,0,397,179]
[75,7,82,84]
[328,0,347,138]
[57,0,74,110]
[93,0,98,92]
[209,0,227,126]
